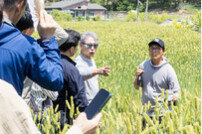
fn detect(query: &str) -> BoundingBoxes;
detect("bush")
[92,15,101,21]
[50,9,73,21]
[190,11,201,32]
[139,12,146,21]
[148,13,169,23]
[76,16,85,21]
[86,15,90,21]
[125,12,137,22]
[167,11,201,32]
[125,12,170,22]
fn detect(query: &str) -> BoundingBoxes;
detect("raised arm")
[76,63,110,81]
[76,64,94,81]
[27,11,63,91]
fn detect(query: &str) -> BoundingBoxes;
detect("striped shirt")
[22,77,58,111]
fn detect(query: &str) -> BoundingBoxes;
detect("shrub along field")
[32,21,201,134]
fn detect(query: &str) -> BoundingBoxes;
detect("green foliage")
[125,12,137,22]
[124,11,200,32]
[92,15,101,21]
[139,2,147,12]
[31,96,79,134]
[190,11,201,32]
[178,3,201,13]
[86,15,90,21]
[148,13,169,23]
[89,0,200,11]
[76,16,85,21]
[50,9,73,21]
[168,11,201,32]
[125,12,170,23]
[31,107,65,133]
[168,20,189,30]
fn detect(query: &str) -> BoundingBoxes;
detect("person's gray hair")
[3,0,26,11]
[80,31,98,44]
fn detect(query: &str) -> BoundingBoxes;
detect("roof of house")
[88,3,106,10]
[46,0,106,10]
[46,0,84,9]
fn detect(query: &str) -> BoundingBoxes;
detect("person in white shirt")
[74,31,110,103]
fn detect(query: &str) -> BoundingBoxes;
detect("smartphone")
[84,88,112,119]
[137,73,143,87]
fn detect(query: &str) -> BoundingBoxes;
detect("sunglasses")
[149,47,162,51]
[84,43,99,48]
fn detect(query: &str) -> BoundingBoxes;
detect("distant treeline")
[90,0,201,11]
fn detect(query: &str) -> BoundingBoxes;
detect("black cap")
[148,38,165,50]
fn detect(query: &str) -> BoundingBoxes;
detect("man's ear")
[70,46,74,54]
[163,50,166,55]
[15,0,25,14]
[22,27,34,36]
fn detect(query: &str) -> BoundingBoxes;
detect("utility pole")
[137,0,143,22]
[145,0,148,21]
[137,0,139,21]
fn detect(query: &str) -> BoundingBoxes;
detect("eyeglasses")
[84,43,99,48]
[149,47,162,51]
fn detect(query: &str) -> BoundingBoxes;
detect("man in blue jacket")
[0,0,63,95]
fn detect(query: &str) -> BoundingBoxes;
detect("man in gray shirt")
[74,31,110,103]
[133,38,180,116]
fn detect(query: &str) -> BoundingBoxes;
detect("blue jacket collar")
[2,15,16,27]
